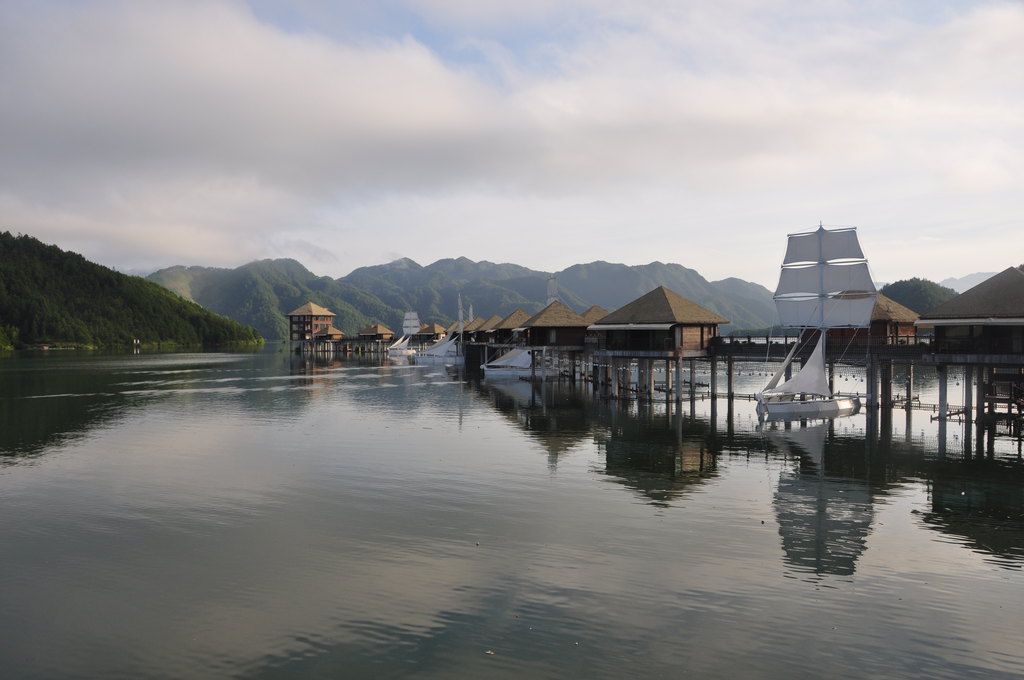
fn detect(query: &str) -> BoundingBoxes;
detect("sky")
[1,0,1021,289]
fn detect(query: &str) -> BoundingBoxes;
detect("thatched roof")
[871,293,918,323]
[920,267,1024,320]
[418,323,446,335]
[593,286,729,325]
[314,326,345,337]
[462,316,487,332]
[287,301,334,317]
[524,301,587,328]
[477,314,504,332]
[496,308,531,330]
[358,324,394,336]
[581,305,610,324]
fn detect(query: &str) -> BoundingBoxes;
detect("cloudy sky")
[1,0,1021,288]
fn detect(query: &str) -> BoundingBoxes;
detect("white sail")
[775,226,876,329]
[765,336,832,399]
[402,312,421,338]
[783,226,865,265]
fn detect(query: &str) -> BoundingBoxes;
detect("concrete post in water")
[937,363,948,420]
[710,356,718,399]
[674,357,683,402]
[880,360,893,407]
[964,365,974,421]
[865,352,877,409]
[689,359,697,400]
[905,363,914,410]
[727,356,735,398]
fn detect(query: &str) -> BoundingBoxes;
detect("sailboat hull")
[757,395,860,421]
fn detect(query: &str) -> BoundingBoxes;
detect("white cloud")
[0,0,1020,285]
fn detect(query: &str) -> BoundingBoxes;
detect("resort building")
[288,302,336,342]
[917,267,1024,355]
[589,286,729,356]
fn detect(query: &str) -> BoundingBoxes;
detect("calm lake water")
[1,347,1022,679]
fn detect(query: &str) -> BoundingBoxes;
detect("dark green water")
[1,348,1022,679]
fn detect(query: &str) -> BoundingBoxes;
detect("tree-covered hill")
[879,278,958,315]
[0,232,262,349]
[149,259,405,340]
[147,254,779,339]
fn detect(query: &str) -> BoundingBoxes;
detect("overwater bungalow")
[415,323,446,344]
[492,308,531,346]
[917,267,1024,355]
[357,324,395,343]
[588,286,728,356]
[522,301,589,349]
[470,314,504,343]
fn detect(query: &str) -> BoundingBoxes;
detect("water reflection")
[1,352,1024,679]
[763,423,874,576]
[921,462,1024,567]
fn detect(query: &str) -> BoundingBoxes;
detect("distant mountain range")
[939,272,996,293]
[148,256,779,340]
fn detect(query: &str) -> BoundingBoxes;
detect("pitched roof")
[287,301,335,317]
[524,300,587,327]
[496,308,531,330]
[358,324,394,336]
[920,267,1024,320]
[417,323,446,334]
[593,286,729,325]
[581,305,609,324]
[871,293,918,323]
[314,326,345,337]
[463,316,487,332]
[477,314,504,332]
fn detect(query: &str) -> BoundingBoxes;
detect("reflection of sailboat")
[758,225,876,420]
[765,423,873,576]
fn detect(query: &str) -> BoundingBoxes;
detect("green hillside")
[149,259,405,340]
[880,278,958,315]
[147,255,778,339]
[0,232,262,349]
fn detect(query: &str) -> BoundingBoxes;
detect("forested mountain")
[149,259,402,341]
[879,278,958,314]
[0,232,261,349]
[148,255,777,340]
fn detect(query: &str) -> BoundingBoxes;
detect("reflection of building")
[599,405,718,506]
[922,466,1024,567]
[482,381,594,466]
[767,424,874,576]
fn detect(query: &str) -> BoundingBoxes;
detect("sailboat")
[388,311,421,356]
[756,225,876,420]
